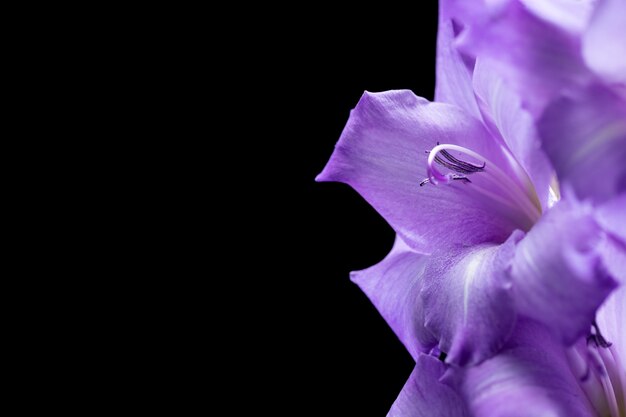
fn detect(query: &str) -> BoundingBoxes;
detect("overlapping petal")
[458,320,596,417]
[538,85,626,203]
[596,195,626,286]
[352,230,527,367]
[582,0,626,84]
[450,0,591,116]
[421,230,523,366]
[510,199,618,344]
[472,59,553,209]
[387,355,470,417]
[596,194,626,245]
[519,0,594,34]
[435,3,481,119]
[316,90,521,254]
[351,236,436,360]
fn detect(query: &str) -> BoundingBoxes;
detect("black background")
[250,6,439,415]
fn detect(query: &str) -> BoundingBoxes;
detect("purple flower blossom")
[317,0,626,415]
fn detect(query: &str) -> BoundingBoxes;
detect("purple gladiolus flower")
[318,0,626,416]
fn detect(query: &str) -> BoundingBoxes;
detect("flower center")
[568,323,626,417]
[420,143,542,231]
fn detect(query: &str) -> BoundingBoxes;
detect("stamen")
[439,148,486,172]
[579,321,625,417]
[567,345,607,416]
[434,155,484,174]
[420,174,470,187]
[589,345,621,417]
[420,143,542,226]
[426,143,486,172]
[434,155,474,174]
[451,174,471,184]
[608,346,626,415]
[590,320,613,348]
[566,342,626,417]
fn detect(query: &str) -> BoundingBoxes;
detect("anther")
[438,148,486,172]
[587,320,612,348]
[588,321,612,348]
[420,174,470,187]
